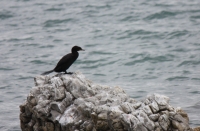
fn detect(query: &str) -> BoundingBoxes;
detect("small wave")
[45,8,64,12]
[130,30,153,35]
[192,78,200,81]
[187,9,200,13]
[167,30,189,39]
[7,37,34,42]
[7,24,18,27]
[137,90,147,93]
[34,3,48,6]
[190,15,200,19]
[41,54,51,58]
[39,45,54,48]
[120,15,138,22]
[90,51,116,55]
[155,3,175,7]
[0,86,7,89]
[183,70,191,74]
[85,4,111,9]
[130,74,137,77]
[0,11,14,20]
[18,76,33,80]
[116,29,154,40]
[53,39,63,42]
[81,65,98,69]
[130,53,145,59]
[0,68,15,71]
[189,102,200,110]
[54,28,70,32]
[144,11,177,20]
[171,48,188,52]
[12,43,38,47]
[125,59,144,66]
[81,60,117,69]
[43,18,76,27]
[189,91,200,94]
[193,43,200,46]
[82,60,100,64]
[81,10,99,16]
[166,76,189,81]
[14,95,23,99]
[85,44,99,47]
[93,73,106,76]
[125,55,173,65]
[30,60,47,64]
[178,60,200,67]
[140,73,159,79]
[122,29,153,36]
[26,43,39,47]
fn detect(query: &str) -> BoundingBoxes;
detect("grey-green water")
[0,0,200,130]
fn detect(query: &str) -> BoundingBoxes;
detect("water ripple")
[144,11,177,20]
[125,55,174,65]
[166,76,190,81]
[0,11,14,20]
[178,60,200,67]
[43,18,76,27]
[120,15,138,22]
[30,60,48,64]
[39,45,54,48]
[85,4,111,9]
[190,15,200,19]
[167,30,189,39]
[45,8,64,12]
[0,68,15,71]
[7,37,34,42]
[116,29,155,40]
[90,51,116,55]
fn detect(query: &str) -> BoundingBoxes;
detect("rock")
[158,114,170,131]
[20,72,195,131]
[193,127,200,131]
[149,114,160,121]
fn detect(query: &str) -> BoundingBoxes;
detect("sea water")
[0,0,200,130]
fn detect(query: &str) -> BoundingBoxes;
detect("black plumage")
[41,46,84,75]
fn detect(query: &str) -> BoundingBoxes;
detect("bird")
[41,46,84,75]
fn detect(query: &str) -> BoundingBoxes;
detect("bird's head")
[71,46,85,52]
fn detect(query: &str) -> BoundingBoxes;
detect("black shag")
[41,46,84,75]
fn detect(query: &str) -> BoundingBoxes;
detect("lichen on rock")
[20,72,194,131]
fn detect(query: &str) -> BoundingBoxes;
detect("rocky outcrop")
[20,72,194,131]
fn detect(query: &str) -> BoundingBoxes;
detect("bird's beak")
[81,49,85,51]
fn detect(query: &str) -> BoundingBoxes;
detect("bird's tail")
[41,70,54,75]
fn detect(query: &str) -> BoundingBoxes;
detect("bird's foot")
[65,72,73,74]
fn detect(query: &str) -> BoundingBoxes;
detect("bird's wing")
[57,53,74,66]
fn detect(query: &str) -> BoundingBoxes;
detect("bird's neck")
[72,51,78,54]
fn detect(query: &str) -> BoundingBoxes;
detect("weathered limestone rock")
[20,72,195,131]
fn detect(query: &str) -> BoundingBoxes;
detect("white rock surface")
[20,72,194,131]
